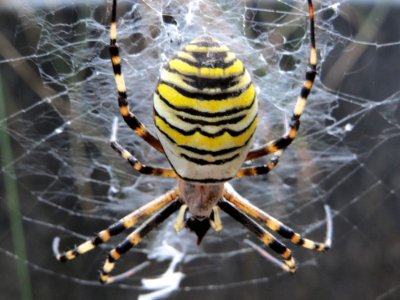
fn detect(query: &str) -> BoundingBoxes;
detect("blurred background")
[0,0,399,299]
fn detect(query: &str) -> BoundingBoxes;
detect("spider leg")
[99,200,182,284]
[223,183,332,251]
[218,199,296,273]
[246,0,316,161]
[111,141,176,177]
[110,118,177,178]
[236,151,282,177]
[56,188,179,262]
[109,0,164,153]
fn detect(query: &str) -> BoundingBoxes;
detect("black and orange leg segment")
[223,183,332,252]
[245,0,317,162]
[110,140,177,177]
[110,117,176,177]
[218,199,296,273]
[56,188,179,262]
[236,151,282,178]
[109,0,164,153]
[99,199,182,284]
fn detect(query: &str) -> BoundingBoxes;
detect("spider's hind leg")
[109,0,164,153]
[245,0,317,161]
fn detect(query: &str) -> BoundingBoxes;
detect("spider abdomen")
[154,35,258,183]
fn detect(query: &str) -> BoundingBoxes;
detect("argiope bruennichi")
[56,0,332,284]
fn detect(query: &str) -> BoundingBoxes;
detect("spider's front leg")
[100,200,182,284]
[55,188,179,262]
[218,199,296,273]
[223,183,332,252]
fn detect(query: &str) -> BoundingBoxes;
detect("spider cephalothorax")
[176,179,224,244]
[56,0,332,284]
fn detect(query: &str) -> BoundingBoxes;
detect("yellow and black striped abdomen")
[154,35,258,183]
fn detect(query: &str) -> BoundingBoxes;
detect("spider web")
[1,0,400,299]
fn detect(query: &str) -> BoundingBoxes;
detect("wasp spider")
[56,0,332,284]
